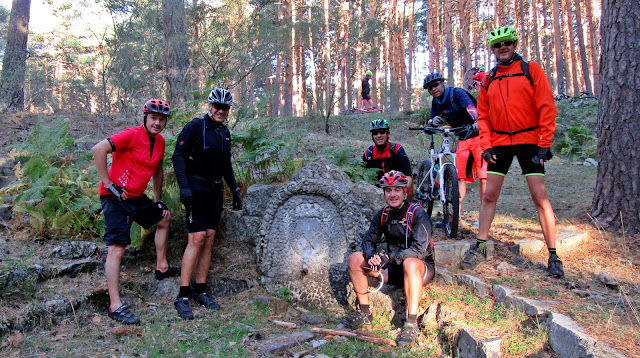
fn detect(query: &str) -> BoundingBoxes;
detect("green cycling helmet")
[366,70,373,76]
[488,25,518,46]
[479,66,485,72]
[369,119,389,132]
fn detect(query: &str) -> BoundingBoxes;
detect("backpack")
[449,87,477,107]
[380,203,433,250]
[483,59,534,90]
[364,142,400,164]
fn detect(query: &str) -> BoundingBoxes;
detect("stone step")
[433,240,495,266]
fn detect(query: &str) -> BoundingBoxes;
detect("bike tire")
[416,160,435,217]
[442,164,460,238]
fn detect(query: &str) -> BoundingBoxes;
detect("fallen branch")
[311,327,397,346]
[272,320,297,329]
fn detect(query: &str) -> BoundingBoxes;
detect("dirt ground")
[0,111,639,357]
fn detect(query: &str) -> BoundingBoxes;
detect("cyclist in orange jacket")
[460,25,564,278]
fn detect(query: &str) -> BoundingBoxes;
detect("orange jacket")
[477,59,557,150]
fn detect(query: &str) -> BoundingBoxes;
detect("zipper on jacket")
[497,73,514,145]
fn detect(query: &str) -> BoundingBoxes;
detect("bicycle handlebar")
[408,125,472,133]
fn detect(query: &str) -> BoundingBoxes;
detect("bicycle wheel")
[442,164,460,238]
[415,160,434,216]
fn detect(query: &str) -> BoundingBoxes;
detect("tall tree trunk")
[574,0,593,95]
[283,0,293,117]
[458,0,472,90]
[405,0,415,110]
[542,0,554,88]
[162,0,190,107]
[307,4,318,114]
[323,0,331,116]
[564,0,580,95]
[584,0,599,92]
[0,0,31,113]
[531,0,542,64]
[444,7,454,84]
[551,0,567,93]
[591,0,640,233]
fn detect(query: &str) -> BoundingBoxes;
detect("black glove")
[388,250,403,265]
[106,183,124,198]
[232,188,243,210]
[156,200,168,211]
[532,147,553,164]
[179,188,193,207]
[482,148,496,163]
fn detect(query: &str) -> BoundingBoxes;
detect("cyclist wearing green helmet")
[362,70,374,110]
[363,119,414,201]
[460,25,564,279]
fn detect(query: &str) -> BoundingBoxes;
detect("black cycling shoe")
[397,321,419,346]
[191,292,220,309]
[341,310,373,330]
[459,246,487,270]
[547,254,565,278]
[174,297,194,320]
[108,304,140,325]
[155,265,181,280]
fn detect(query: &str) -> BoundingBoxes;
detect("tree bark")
[584,0,599,93]
[0,0,31,113]
[564,0,580,95]
[574,0,593,95]
[162,0,190,107]
[591,0,640,233]
[551,0,567,93]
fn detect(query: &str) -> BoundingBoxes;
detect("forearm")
[92,140,113,186]
[152,166,164,201]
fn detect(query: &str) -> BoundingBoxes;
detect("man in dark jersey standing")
[363,119,413,201]
[93,99,179,325]
[361,70,373,110]
[172,87,243,319]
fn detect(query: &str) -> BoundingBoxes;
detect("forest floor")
[0,108,638,357]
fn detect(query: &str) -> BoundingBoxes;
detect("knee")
[189,233,208,249]
[107,245,126,260]
[402,258,422,276]
[483,189,500,204]
[348,252,366,269]
[156,216,170,230]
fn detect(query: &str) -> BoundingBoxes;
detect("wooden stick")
[311,327,397,346]
[272,320,297,329]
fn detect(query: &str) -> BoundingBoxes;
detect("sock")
[407,314,418,323]
[194,283,207,294]
[359,304,371,315]
[178,286,191,298]
[549,248,557,256]
[475,239,486,249]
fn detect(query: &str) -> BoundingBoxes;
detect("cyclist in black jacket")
[172,87,243,320]
[342,171,434,347]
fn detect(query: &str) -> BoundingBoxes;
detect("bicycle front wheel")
[415,160,434,217]
[442,164,460,238]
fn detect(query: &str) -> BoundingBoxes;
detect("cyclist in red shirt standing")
[472,66,486,88]
[92,99,180,325]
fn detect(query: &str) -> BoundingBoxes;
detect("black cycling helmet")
[423,72,445,89]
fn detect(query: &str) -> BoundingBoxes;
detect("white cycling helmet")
[208,87,233,105]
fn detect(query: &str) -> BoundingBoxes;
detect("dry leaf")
[9,333,24,348]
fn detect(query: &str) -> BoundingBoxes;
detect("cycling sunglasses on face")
[492,40,515,49]
[212,103,230,111]
[371,130,389,135]
[427,82,442,91]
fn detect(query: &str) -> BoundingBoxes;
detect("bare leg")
[154,216,171,272]
[195,230,216,283]
[348,252,376,306]
[180,231,209,287]
[478,174,505,241]
[458,179,467,214]
[526,175,556,249]
[106,244,126,312]
[403,258,426,316]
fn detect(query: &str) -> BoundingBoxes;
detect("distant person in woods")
[423,71,487,228]
[459,25,564,279]
[172,87,243,319]
[362,70,373,110]
[342,171,435,347]
[92,99,179,325]
[363,119,414,201]
[472,67,486,88]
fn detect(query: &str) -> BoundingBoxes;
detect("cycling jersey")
[477,55,556,150]
[98,125,165,198]
[363,201,434,266]
[363,142,412,179]
[430,87,477,140]
[472,71,486,83]
[172,114,239,192]
[361,78,370,99]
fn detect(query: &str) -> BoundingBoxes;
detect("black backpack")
[483,60,534,90]
[380,203,434,250]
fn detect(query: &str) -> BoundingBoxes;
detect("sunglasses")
[427,82,441,91]
[212,103,231,111]
[492,40,515,49]
[371,130,389,135]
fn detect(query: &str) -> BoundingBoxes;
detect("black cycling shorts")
[185,177,224,233]
[362,94,371,101]
[101,194,164,246]
[488,144,546,176]
[385,259,435,287]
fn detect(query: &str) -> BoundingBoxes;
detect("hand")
[532,147,553,165]
[482,148,497,164]
[431,116,446,127]
[232,188,243,210]
[388,250,403,265]
[367,254,383,271]
[156,201,170,218]
[106,183,126,200]
[179,188,193,207]
[472,122,479,134]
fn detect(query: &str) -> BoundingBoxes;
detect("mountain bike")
[408,125,473,238]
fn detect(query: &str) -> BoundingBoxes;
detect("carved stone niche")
[256,157,382,307]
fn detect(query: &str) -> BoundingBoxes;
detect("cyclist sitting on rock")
[363,119,414,201]
[423,72,487,228]
[342,170,435,347]
[460,25,564,278]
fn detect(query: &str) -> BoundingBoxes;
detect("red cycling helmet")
[143,99,171,116]
[379,170,409,188]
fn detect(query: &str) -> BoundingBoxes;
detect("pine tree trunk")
[283,0,293,117]
[584,0,599,93]
[0,0,31,113]
[531,0,542,64]
[162,0,190,107]
[574,0,593,95]
[551,0,567,93]
[564,0,580,95]
[591,0,640,233]
[444,8,454,84]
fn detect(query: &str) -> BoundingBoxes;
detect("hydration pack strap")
[493,125,539,135]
